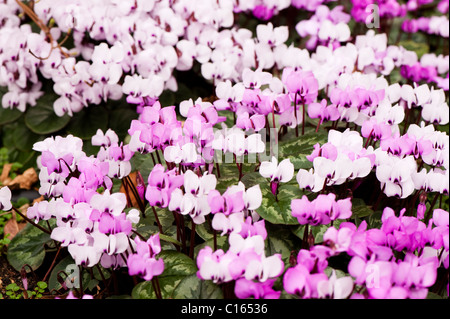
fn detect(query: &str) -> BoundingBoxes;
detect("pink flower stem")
[189,220,196,259]
[11,206,51,234]
[302,101,306,136]
[294,93,299,137]
[152,206,163,234]
[364,129,374,149]
[152,277,162,299]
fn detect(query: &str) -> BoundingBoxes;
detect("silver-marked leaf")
[131,250,197,299]
[279,130,328,170]
[256,184,301,225]
[7,221,54,272]
[172,274,224,299]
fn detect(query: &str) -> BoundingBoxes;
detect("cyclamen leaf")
[172,274,224,299]
[256,184,301,225]
[265,224,299,265]
[24,95,71,134]
[0,107,23,126]
[67,106,109,140]
[7,220,54,272]
[278,130,328,170]
[351,198,374,218]
[131,250,197,299]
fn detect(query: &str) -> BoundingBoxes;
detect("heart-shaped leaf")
[0,107,23,126]
[7,221,54,272]
[172,274,224,299]
[256,184,302,225]
[66,106,109,140]
[131,250,197,299]
[24,94,71,134]
[278,130,328,170]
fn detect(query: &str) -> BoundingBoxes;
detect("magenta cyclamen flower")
[145,164,184,208]
[128,234,164,281]
[282,68,319,104]
[291,193,352,226]
[283,248,332,298]
[234,278,281,299]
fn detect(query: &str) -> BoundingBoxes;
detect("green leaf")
[7,221,53,272]
[240,171,266,189]
[12,120,42,152]
[172,274,224,299]
[130,152,156,182]
[398,40,429,59]
[195,221,215,241]
[351,198,373,218]
[140,207,175,233]
[24,95,71,134]
[264,224,299,265]
[131,250,197,299]
[426,292,443,299]
[66,106,109,140]
[48,255,76,292]
[214,162,240,193]
[278,130,328,170]
[256,184,302,225]
[0,107,23,126]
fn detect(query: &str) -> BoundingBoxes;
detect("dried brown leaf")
[0,163,12,185]
[4,168,38,190]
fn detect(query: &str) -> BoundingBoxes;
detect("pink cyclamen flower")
[282,68,319,104]
[291,194,352,226]
[127,234,164,281]
[234,278,281,299]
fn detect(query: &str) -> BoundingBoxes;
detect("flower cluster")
[127,234,164,281]
[0,0,448,301]
[321,206,449,299]
[291,193,352,226]
[297,129,375,192]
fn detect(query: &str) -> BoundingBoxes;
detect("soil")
[0,253,30,296]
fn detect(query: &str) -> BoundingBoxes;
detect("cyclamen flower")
[212,126,265,157]
[33,135,85,178]
[307,99,340,124]
[146,164,184,208]
[317,270,354,299]
[283,247,332,298]
[380,207,431,252]
[168,169,216,224]
[282,68,319,104]
[0,186,12,211]
[234,278,281,299]
[375,153,417,198]
[291,193,352,226]
[259,157,294,183]
[127,234,164,281]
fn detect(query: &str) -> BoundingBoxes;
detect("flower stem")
[152,277,162,299]
[43,244,62,282]
[11,206,51,235]
[152,206,164,234]
[302,101,306,135]
[189,220,196,259]
[294,93,299,137]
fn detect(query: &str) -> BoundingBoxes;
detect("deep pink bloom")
[235,278,280,299]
